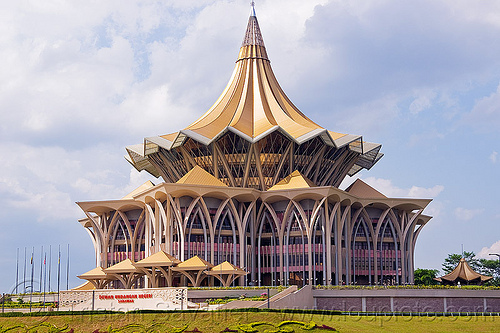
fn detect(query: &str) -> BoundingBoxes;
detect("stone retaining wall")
[313,289,500,312]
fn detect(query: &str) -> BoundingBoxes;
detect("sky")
[0,0,499,293]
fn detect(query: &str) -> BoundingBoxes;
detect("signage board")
[60,287,188,311]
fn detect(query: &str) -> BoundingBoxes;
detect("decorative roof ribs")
[241,15,265,48]
[125,9,383,190]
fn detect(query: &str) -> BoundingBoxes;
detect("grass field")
[1,310,500,332]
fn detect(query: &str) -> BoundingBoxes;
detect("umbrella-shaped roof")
[206,261,248,275]
[134,250,181,267]
[77,266,109,280]
[436,258,492,283]
[171,256,214,271]
[72,281,96,290]
[104,258,141,274]
[268,170,316,191]
[176,165,228,187]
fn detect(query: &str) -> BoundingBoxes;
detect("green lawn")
[0,311,499,332]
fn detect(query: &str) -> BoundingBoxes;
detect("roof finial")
[241,1,265,48]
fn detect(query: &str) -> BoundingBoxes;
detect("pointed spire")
[251,1,256,17]
[241,5,265,48]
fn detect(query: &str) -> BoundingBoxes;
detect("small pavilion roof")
[171,256,214,271]
[77,266,108,280]
[268,170,316,191]
[345,179,387,198]
[436,258,493,283]
[134,250,181,267]
[176,165,228,187]
[104,258,141,274]
[122,181,155,199]
[72,281,96,290]
[206,261,248,275]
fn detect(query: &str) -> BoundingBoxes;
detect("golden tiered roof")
[139,13,368,147]
[183,14,323,143]
[125,8,383,190]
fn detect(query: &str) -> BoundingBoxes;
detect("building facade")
[77,9,431,287]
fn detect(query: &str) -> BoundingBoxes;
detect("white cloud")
[408,129,446,147]
[408,185,445,198]
[422,201,444,220]
[490,151,498,163]
[478,240,500,259]
[0,142,155,224]
[359,176,444,198]
[333,95,401,135]
[298,0,500,136]
[463,84,500,132]
[454,207,484,221]
[409,90,436,115]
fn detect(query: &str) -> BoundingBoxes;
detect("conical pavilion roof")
[172,255,214,271]
[104,258,141,274]
[77,266,108,280]
[134,250,181,267]
[437,258,492,283]
[176,165,228,187]
[122,181,155,199]
[207,261,248,275]
[72,281,96,290]
[268,170,316,191]
[345,179,387,198]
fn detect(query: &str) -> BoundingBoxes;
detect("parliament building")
[77,8,432,289]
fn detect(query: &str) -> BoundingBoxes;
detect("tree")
[414,268,439,285]
[479,258,500,286]
[442,251,481,274]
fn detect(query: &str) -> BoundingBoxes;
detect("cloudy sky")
[1,0,499,293]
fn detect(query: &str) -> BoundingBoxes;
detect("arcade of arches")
[78,178,431,287]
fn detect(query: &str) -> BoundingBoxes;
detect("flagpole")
[66,244,70,290]
[57,245,61,310]
[15,248,19,294]
[48,246,52,293]
[39,246,43,293]
[29,247,34,313]
[43,252,47,307]
[23,247,27,294]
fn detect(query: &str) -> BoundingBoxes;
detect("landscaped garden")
[1,309,499,332]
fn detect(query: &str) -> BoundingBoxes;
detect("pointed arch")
[283,205,309,286]
[309,199,327,285]
[351,210,373,285]
[256,204,280,286]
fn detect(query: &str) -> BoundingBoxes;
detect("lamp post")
[489,253,500,262]
[489,254,500,280]
[267,287,270,309]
